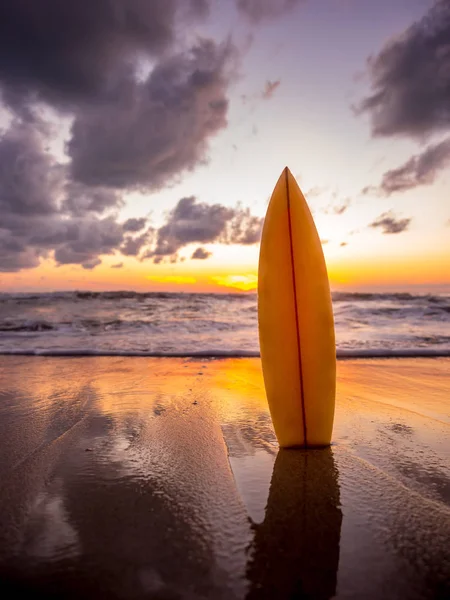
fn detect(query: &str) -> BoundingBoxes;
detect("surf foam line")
[1,349,450,358]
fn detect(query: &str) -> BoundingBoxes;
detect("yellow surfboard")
[258,167,336,447]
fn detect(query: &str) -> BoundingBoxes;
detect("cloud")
[237,0,303,22]
[111,262,124,269]
[0,123,62,217]
[306,186,327,199]
[262,80,281,99]
[0,0,209,112]
[52,217,127,267]
[228,206,264,244]
[144,196,263,263]
[322,197,351,215]
[370,211,411,234]
[82,258,102,270]
[63,181,122,215]
[358,0,450,138]
[121,230,154,256]
[0,122,60,270]
[68,39,236,189]
[191,247,211,259]
[123,218,148,233]
[332,199,351,215]
[375,138,450,195]
[0,36,240,273]
[0,121,137,272]
[0,3,238,208]
[0,2,271,274]
[149,196,234,258]
[305,188,350,216]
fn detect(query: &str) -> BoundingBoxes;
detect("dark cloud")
[191,247,211,259]
[111,262,124,269]
[0,240,41,272]
[123,218,148,233]
[370,211,411,234]
[64,181,122,215]
[376,138,450,195]
[0,2,270,273]
[0,0,209,112]
[228,206,264,244]
[68,39,235,189]
[0,123,62,217]
[145,196,263,263]
[120,230,154,256]
[0,122,59,270]
[262,80,281,99]
[0,121,263,271]
[359,0,450,138]
[0,2,238,214]
[149,196,233,258]
[82,258,102,270]
[52,216,126,267]
[237,0,302,22]
[0,121,132,272]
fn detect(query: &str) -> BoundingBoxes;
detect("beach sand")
[0,356,448,599]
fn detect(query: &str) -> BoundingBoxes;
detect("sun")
[211,274,258,292]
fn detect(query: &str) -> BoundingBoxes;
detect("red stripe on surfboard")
[285,168,308,447]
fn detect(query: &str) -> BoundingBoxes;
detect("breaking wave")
[0,291,449,356]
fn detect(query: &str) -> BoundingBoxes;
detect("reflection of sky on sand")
[23,484,80,561]
[228,450,275,524]
[0,356,449,599]
[212,359,278,523]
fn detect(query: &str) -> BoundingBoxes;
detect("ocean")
[0,291,449,357]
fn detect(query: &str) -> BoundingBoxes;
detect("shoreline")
[1,349,450,358]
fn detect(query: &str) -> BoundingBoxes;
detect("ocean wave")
[1,290,448,304]
[0,317,252,334]
[0,349,449,358]
[1,290,449,355]
[331,292,449,304]
[0,320,57,332]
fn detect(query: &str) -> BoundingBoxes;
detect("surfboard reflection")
[246,447,342,600]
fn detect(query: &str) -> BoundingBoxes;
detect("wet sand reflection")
[247,448,342,600]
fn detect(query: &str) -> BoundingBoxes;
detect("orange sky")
[2,246,449,294]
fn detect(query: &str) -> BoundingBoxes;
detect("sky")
[0,0,449,294]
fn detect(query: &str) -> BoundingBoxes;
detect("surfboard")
[258,167,336,447]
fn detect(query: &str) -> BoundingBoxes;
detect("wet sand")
[0,356,448,599]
